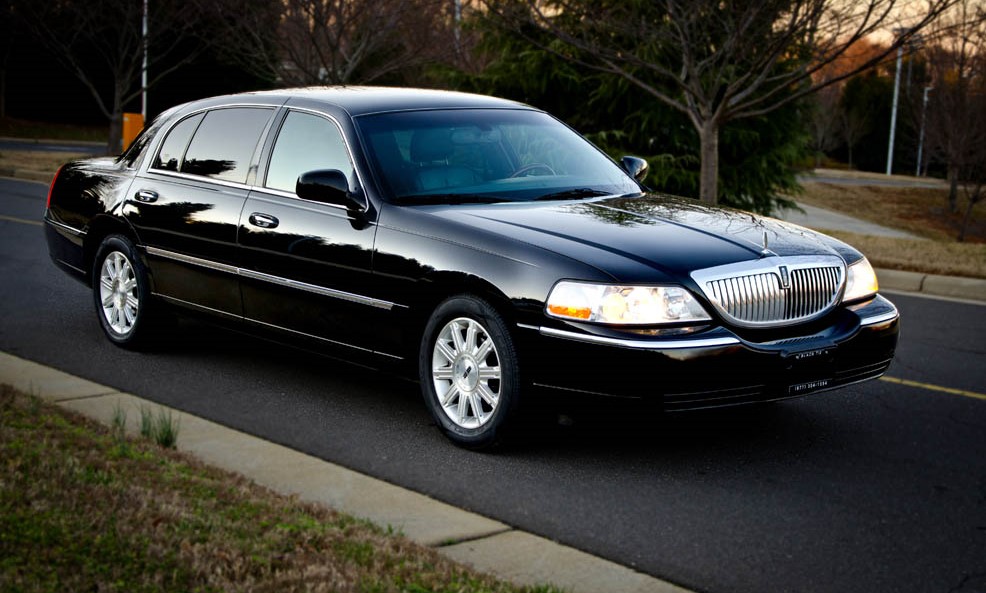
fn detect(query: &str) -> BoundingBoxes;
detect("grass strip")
[0,385,560,593]
[818,230,986,279]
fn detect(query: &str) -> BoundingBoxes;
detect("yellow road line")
[0,214,43,227]
[881,376,986,401]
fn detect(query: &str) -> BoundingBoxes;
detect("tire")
[91,234,159,349]
[419,295,521,450]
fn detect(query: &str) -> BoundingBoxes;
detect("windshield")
[355,108,641,204]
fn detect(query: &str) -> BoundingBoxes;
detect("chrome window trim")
[247,188,366,216]
[262,107,369,212]
[145,246,400,311]
[145,103,279,183]
[520,323,741,350]
[145,168,256,192]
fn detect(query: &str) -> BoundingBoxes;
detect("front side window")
[265,111,355,194]
[356,108,640,204]
[179,107,273,183]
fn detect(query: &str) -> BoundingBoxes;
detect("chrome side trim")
[153,293,243,320]
[45,218,87,237]
[146,246,239,275]
[245,318,403,360]
[238,268,396,310]
[146,246,401,311]
[520,324,741,350]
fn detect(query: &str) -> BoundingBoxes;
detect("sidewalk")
[0,351,690,593]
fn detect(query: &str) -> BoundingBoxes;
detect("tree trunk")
[106,86,125,155]
[107,112,123,156]
[698,120,719,205]
[957,185,981,243]
[947,164,960,213]
[847,143,854,169]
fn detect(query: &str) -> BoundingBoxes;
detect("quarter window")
[152,113,203,172]
[180,108,273,184]
[266,111,354,194]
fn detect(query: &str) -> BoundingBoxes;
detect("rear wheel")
[92,235,159,349]
[419,295,520,450]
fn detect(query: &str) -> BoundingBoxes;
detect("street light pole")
[141,0,148,120]
[916,86,932,177]
[886,41,904,176]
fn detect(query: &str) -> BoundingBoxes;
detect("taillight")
[46,165,64,210]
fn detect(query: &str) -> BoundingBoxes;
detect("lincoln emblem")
[779,265,791,289]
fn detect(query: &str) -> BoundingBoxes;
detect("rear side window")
[151,107,273,183]
[265,111,355,193]
[181,108,273,183]
[152,113,203,172]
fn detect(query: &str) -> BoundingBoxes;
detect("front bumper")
[517,294,899,410]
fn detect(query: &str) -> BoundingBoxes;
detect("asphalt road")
[3,177,985,593]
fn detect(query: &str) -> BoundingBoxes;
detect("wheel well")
[83,216,141,285]
[403,273,517,358]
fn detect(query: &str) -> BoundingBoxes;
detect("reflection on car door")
[126,106,275,317]
[238,109,387,355]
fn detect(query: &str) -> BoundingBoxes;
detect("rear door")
[126,106,276,317]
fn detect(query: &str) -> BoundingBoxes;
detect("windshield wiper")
[533,188,611,201]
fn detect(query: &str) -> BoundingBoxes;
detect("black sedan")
[44,87,899,448]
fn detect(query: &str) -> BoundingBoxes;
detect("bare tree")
[13,0,213,154]
[487,0,955,205]
[810,84,841,167]
[921,0,986,214]
[206,0,453,86]
[839,102,873,169]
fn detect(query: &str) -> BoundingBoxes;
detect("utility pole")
[916,86,932,177]
[141,0,148,120]
[886,35,904,176]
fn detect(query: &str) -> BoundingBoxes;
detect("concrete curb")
[0,351,691,593]
[876,268,986,303]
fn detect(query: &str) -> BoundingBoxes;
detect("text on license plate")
[788,379,831,395]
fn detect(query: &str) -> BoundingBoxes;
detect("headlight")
[842,257,879,303]
[546,281,711,325]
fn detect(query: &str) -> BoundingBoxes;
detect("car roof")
[198,86,533,117]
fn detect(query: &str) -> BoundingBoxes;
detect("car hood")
[425,193,855,281]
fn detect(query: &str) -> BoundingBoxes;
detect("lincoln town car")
[44,87,899,448]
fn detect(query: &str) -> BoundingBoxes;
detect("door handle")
[134,189,158,203]
[248,212,279,229]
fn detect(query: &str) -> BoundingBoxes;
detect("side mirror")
[620,156,649,184]
[296,169,363,210]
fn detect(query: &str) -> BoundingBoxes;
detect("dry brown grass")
[818,230,986,279]
[798,180,986,244]
[0,385,558,593]
[0,150,90,183]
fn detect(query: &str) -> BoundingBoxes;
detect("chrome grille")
[691,257,845,328]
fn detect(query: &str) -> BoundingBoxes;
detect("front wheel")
[91,234,159,349]
[419,295,521,450]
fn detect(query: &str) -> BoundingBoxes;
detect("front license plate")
[788,378,832,395]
